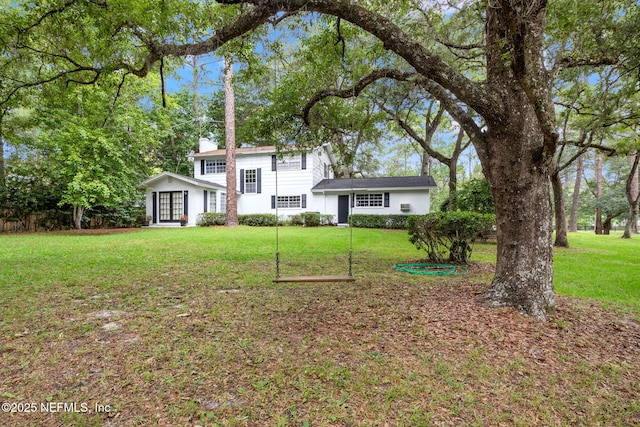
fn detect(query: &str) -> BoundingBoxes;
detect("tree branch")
[119,5,274,77]
[302,68,416,124]
[552,55,619,78]
[216,0,497,120]
[376,101,450,165]
[301,66,487,166]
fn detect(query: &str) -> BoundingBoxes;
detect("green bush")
[302,212,321,227]
[288,214,304,226]
[238,214,278,226]
[350,214,410,229]
[320,214,334,225]
[197,212,226,226]
[407,212,496,264]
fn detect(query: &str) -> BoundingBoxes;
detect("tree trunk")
[569,153,583,232]
[420,150,430,176]
[551,168,569,247]
[224,58,239,227]
[445,128,464,211]
[0,127,5,186]
[623,152,639,239]
[603,216,612,234]
[595,153,603,234]
[73,205,84,230]
[630,151,638,235]
[480,4,556,320]
[483,126,555,320]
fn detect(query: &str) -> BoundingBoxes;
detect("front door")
[338,195,349,224]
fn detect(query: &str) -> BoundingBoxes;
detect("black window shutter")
[201,160,205,175]
[184,191,189,215]
[152,192,157,223]
[271,195,276,209]
[301,194,307,209]
[240,169,245,193]
[257,168,262,193]
[203,190,208,213]
[272,155,277,171]
[351,193,355,208]
[301,153,307,170]
[384,192,390,207]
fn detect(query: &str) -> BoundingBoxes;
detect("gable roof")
[139,171,227,191]
[312,176,437,192]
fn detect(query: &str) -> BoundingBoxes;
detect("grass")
[0,227,639,426]
[553,232,640,313]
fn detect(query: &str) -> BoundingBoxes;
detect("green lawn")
[0,227,638,426]
[553,232,640,313]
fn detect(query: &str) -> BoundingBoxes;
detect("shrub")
[320,214,335,225]
[350,214,410,229]
[288,214,304,226]
[302,212,321,227]
[238,214,278,226]
[197,212,226,226]
[407,211,496,264]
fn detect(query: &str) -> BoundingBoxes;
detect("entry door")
[338,195,350,224]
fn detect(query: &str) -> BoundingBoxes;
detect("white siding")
[310,190,431,221]
[143,176,206,226]
[144,145,433,224]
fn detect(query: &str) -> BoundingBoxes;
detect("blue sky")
[166,53,225,95]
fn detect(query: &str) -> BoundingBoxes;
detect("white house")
[140,139,437,226]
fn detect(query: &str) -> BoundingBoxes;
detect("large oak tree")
[2,0,636,319]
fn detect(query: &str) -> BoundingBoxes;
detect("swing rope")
[272,63,354,283]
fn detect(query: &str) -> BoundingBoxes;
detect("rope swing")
[272,62,355,284]
[272,142,355,283]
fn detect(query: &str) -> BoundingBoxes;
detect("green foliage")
[286,213,333,226]
[350,214,410,229]
[407,212,496,264]
[198,213,279,227]
[288,214,304,226]
[443,178,494,213]
[320,214,335,225]
[302,212,321,227]
[197,212,227,227]
[238,214,278,227]
[89,204,145,229]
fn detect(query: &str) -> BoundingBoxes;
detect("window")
[355,193,383,207]
[205,159,226,174]
[220,192,226,213]
[209,191,217,212]
[277,195,301,208]
[159,191,183,221]
[277,155,301,171]
[324,163,330,179]
[244,169,257,193]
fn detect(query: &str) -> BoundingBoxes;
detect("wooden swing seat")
[272,275,355,283]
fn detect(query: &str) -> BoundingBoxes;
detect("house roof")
[139,171,227,191]
[195,145,278,157]
[312,176,437,192]
[194,143,334,158]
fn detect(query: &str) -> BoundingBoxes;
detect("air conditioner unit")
[400,203,411,212]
